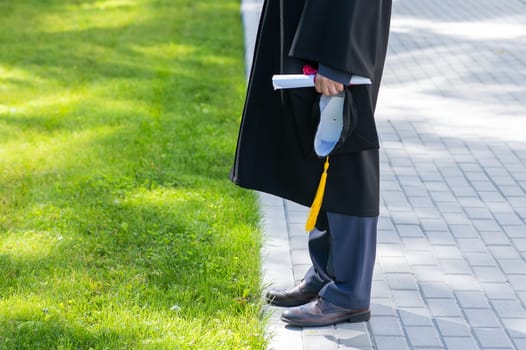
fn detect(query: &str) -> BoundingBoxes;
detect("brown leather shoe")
[280,298,370,327]
[265,281,318,307]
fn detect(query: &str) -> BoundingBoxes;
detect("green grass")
[0,0,265,349]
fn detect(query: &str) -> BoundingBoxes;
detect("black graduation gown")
[230,0,392,217]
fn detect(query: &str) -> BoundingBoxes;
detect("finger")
[330,82,343,95]
[323,84,332,96]
[328,82,341,96]
[314,75,323,94]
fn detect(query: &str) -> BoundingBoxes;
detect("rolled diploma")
[272,74,372,90]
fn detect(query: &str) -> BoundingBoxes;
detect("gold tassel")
[305,157,330,232]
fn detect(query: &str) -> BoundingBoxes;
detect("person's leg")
[280,213,378,326]
[302,210,332,289]
[317,213,378,309]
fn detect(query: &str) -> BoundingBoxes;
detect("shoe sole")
[281,310,371,327]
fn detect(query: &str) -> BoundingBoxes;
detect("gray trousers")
[303,211,378,310]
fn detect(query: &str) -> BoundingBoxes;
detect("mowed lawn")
[0,0,265,349]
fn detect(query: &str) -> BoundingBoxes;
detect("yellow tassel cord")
[305,157,330,232]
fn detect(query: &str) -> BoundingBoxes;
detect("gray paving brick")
[449,224,479,238]
[470,180,497,192]
[396,224,424,238]
[378,229,401,244]
[380,256,411,274]
[464,252,497,267]
[425,230,456,245]
[289,223,307,238]
[427,298,463,317]
[371,298,396,317]
[439,214,468,227]
[414,208,440,220]
[433,246,463,260]
[442,336,479,350]
[494,212,524,226]
[338,334,372,350]
[335,322,372,349]
[508,198,526,210]
[403,187,429,198]
[303,326,335,337]
[440,259,472,275]
[457,197,485,208]
[473,327,514,348]
[479,230,511,245]
[436,201,464,213]
[473,266,507,283]
[303,335,338,350]
[424,182,449,192]
[377,244,405,257]
[369,316,404,336]
[429,191,457,203]
[507,276,526,291]
[465,207,493,220]
[405,326,443,348]
[373,336,410,350]
[512,238,526,252]
[435,317,472,337]
[390,211,420,225]
[478,191,507,202]
[289,235,308,250]
[513,338,526,350]
[378,216,395,230]
[372,280,391,298]
[503,224,526,238]
[472,219,502,232]
[481,283,517,300]
[406,251,439,266]
[420,218,448,231]
[420,282,453,299]
[455,291,490,309]
[456,238,487,252]
[402,238,432,252]
[408,196,435,208]
[464,308,501,328]
[501,318,526,338]
[491,300,526,319]
[486,201,515,213]
[373,265,385,281]
[290,249,311,266]
[446,275,480,291]
[488,245,521,259]
[413,265,445,282]
[386,274,418,290]
[498,259,526,274]
[392,290,425,308]
[398,308,433,327]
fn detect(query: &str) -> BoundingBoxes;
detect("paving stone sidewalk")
[241,0,526,349]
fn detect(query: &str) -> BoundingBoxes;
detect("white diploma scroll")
[272,74,372,90]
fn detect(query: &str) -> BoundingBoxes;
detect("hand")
[314,73,344,96]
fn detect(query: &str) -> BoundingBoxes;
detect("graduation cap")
[305,92,348,231]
